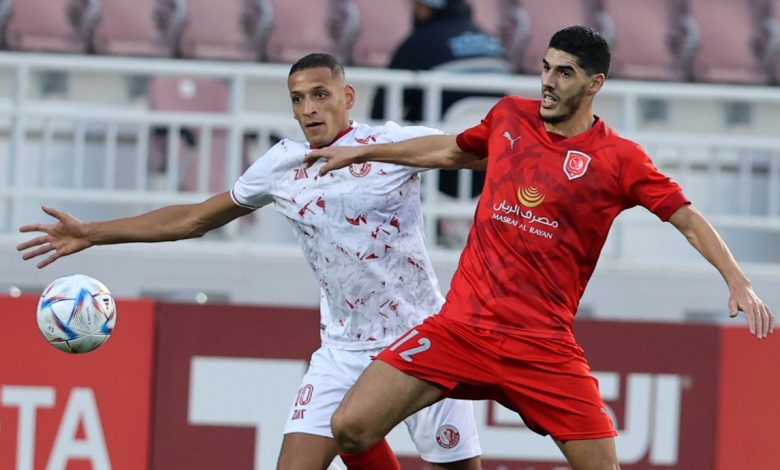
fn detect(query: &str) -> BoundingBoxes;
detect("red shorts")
[376,314,616,441]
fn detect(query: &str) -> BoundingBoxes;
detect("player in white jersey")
[17,53,481,470]
[232,120,444,351]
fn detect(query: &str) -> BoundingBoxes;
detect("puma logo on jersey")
[503,131,521,148]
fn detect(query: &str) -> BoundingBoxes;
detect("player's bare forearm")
[305,135,480,175]
[669,204,774,338]
[85,204,207,244]
[668,204,746,286]
[18,192,251,268]
[88,192,248,244]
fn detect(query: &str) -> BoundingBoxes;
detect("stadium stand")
[0,0,12,49]
[147,76,229,193]
[761,0,780,84]
[687,0,775,85]
[2,1,780,317]
[3,0,98,53]
[585,0,693,81]
[471,0,501,37]
[471,0,528,74]
[348,0,411,67]
[177,0,273,61]
[265,0,336,63]
[511,0,590,74]
[326,0,359,65]
[91,0,184,57]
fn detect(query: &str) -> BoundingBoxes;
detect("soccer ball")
[36,274,117,354]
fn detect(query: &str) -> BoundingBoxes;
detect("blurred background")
[1,1,779,469]
[2,0,780,319]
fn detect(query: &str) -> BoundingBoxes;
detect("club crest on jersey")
[435,424,461,449]
[563,150,592,180]
[349,162,372,177]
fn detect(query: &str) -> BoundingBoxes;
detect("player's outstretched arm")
[17,192,252,269]
[668,204,775,339]
[304,134,482,176]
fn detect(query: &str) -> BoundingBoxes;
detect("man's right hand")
[17,206,93,269]
[304,146,365,176]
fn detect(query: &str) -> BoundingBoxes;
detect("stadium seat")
[147,77,230,192]
[0,0,13,48]
[3,0,98,53]
[513,0,590,74]
[91,0,185,57]
[327,0,359,65]
[265,0,336,64]
[586,0,692,81]
[349,0,411,67]
[757,0,780,84]
[177,0,273,61]
[471,0,502,38]
[688,0,773,84]
[471,0,528,73]
[440,96,500,131]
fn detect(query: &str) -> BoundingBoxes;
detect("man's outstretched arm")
[17,192,252,268]
[305,135,484,175]
[668,203,775,339]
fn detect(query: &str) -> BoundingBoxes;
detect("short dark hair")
[548,26,611,76]
[289,53,345,79]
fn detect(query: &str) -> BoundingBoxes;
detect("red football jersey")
[445,96,689,340]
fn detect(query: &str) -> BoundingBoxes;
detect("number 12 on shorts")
[388,329,431,362]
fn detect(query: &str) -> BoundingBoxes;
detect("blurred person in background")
[306,26,775,469]
[17,53,482,470]
[372,0,509,247]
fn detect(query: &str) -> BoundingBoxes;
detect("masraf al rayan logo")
[517,186,545,207]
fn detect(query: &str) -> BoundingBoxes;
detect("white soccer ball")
[36,274,117,354]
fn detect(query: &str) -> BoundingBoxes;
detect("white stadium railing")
[2,52,780,319]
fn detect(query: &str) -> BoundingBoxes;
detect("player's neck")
[543,107,596,138]
[309,121,354,149]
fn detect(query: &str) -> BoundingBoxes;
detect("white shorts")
[283,346,482,463]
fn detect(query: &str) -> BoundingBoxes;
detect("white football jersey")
[231,121,446,351]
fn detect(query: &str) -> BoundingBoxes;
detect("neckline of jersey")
[542,116,603,145]
[308,122,356,149]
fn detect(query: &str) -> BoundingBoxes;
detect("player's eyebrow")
[543,59,576,74]
[290,84,330,97]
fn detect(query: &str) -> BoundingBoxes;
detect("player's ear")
[589,73,606,95]
[344,84,356,110]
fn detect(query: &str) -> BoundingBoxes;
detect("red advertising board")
[149,302,732,470]
[5,295,775,470]
[151,302,322,470]
[0,295,156,470]
[418,321,722,470]
[573,321,720,470]
[715,326,780,470]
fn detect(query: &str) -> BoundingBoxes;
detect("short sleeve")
[455,99,502,160]
[376,122,445,175]
[620,143,690,221]
[230,144,282,209]
[381,121,443,141]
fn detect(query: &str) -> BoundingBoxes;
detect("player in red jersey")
[305,26,775,469]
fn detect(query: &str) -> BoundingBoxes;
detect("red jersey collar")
[545,115,602,143]
[307,122,355,149]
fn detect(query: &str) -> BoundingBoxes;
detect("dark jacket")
[370,0,507,123]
